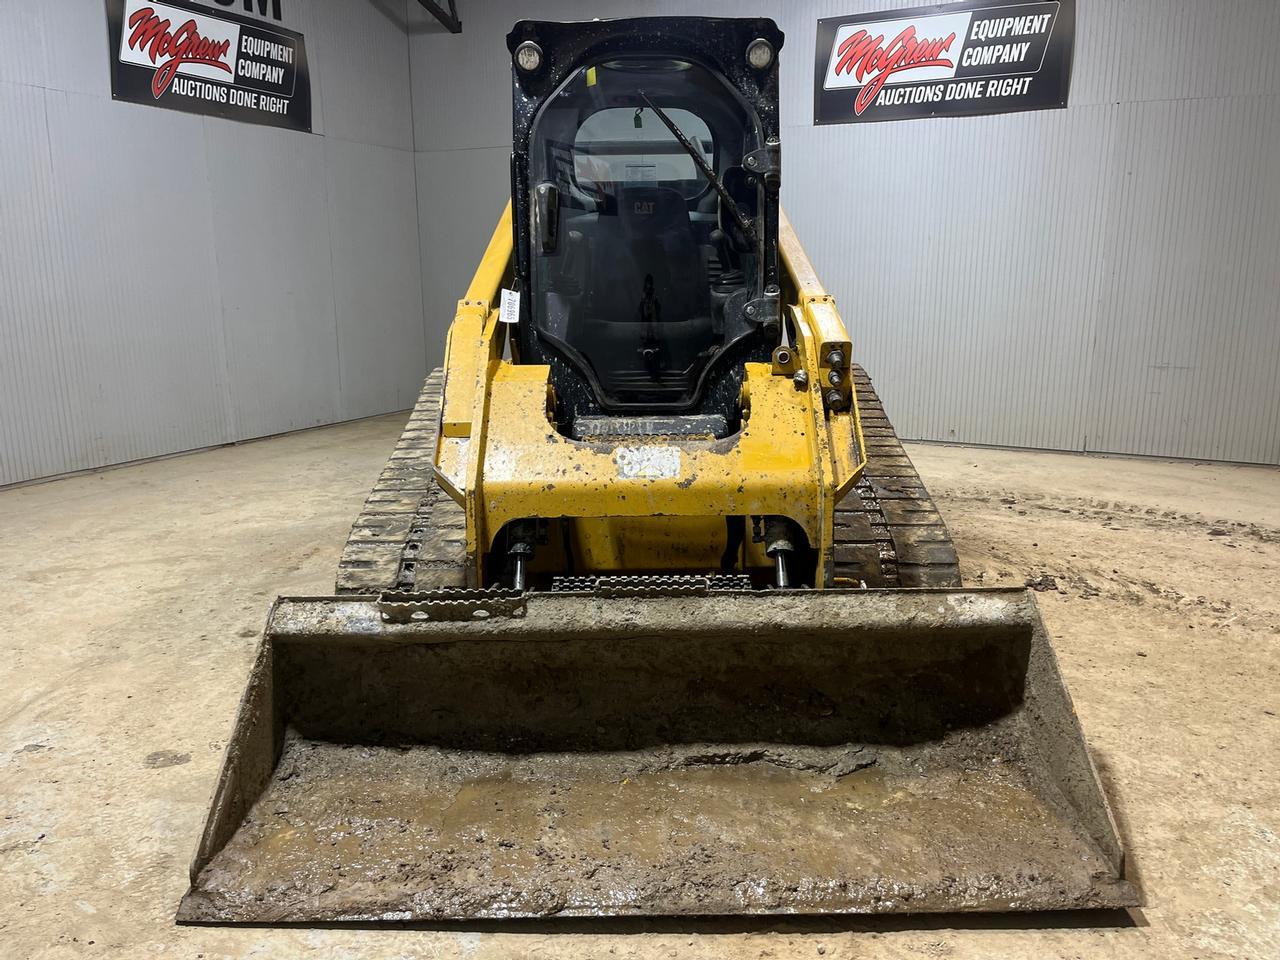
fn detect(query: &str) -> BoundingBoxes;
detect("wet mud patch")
[181,733,1133,922]
[940,487,1280,546]
[144,750,191,768]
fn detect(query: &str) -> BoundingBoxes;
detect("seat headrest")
[616,185,689,233]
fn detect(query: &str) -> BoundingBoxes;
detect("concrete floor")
[1,413,1277,959]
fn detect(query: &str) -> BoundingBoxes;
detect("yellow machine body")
[179,16,1135,925]
[434,204,866,585]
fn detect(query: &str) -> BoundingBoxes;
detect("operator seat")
[576,185,714,403]
[591,185,707,323]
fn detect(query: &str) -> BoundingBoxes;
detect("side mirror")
[532,182,560,255]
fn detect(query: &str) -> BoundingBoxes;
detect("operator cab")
[508,21,784,438]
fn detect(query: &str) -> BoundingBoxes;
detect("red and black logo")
[107,0,311,133]
[125,7,235,97]
[815,1,1074,124]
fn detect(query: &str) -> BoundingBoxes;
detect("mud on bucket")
[178,588,1137,922]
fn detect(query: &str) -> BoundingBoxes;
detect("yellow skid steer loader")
[178,17,1136,922]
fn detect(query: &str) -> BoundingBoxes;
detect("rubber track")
[335,369,468,593]
[832,365,962,589]
[336,366,959,592]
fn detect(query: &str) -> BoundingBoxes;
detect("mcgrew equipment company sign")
[107,0,312,132]
[814,0,1074,124]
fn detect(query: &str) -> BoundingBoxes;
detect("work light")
[746,38,773,70]
[514,41,543,73]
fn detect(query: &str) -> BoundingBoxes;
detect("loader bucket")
[178,588,1136,922]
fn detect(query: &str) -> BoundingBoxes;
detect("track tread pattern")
[833,365,961,588]
[335,370,468,593]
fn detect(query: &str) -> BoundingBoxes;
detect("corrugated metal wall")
[0,0,426,486]
[4,1,1276,482]
[408,0,1280,464]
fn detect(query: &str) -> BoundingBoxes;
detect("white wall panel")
[1071,0,1280,107]
[0,83,83,485]
[328,136,427,417]
[1,0,426,485]
[39,0,113,99]
[408,0,1280,465]
[408,0,522,152]
[271,0,329,139]
[0,1,48,89]
[414,145,511,369]
[313,0,414,149]
[203,119,339,438]
[783,102,1120,452]
[42,92,232,473]
[6,0,1279,481]
[1086,93,1280,463]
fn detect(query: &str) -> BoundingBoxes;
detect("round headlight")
[514,41,543,74]
[746,38,774,70]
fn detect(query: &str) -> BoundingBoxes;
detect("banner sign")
[106,0,312,132]
[814,0,1073,124]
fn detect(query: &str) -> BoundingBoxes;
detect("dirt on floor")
[0,415,1277,959]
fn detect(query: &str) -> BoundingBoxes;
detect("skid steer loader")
[178,17,1136,922]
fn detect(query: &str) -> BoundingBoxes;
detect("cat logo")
[633,200,655,215]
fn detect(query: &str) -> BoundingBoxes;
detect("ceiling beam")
[415,0,461,34]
